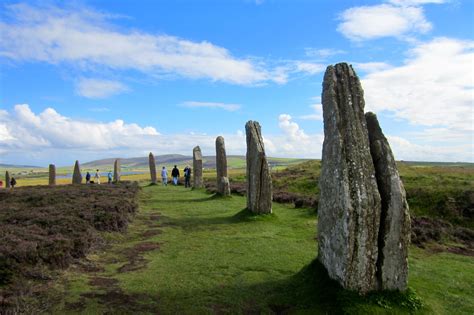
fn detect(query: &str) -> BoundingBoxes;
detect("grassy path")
[53,185,474,314]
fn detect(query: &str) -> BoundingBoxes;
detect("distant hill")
[0,163,41,169]
[83,155,312,169]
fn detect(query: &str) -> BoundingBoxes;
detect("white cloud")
[353,62,393,73]
[0,3,273,85]
[388,0,446,6]
[361,37,474,138]
[305,48,346,59]
[180,101,241,112]
[0,104,159,151]
[299,104,323,121]
[387,135,472,162]
[337,3,432,41]
[76,78,128,98]
[294,62,326,75]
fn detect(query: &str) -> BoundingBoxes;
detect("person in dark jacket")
[85,171,91,184]
[183,165,192,188]
[171,165,180,186]
[10,177,16,188]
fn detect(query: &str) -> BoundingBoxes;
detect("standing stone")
[317,63,381,293]
[215,136,231,196]
[366,112,410,291]
[245,121,272,214]
[49,164,56,186]
[149,153,157,184]
[72,160,82,184]
[193,146,203,188]
[5,171,11,188]
[113,159,121,183]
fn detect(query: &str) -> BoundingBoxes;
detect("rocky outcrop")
[193,146,203,188]
[72,160,82,184]
[317,63,410,293]
[366,112,410,291]
[5,171,11,188]
[49,164,56,186]
[245,121,272,214]
[113,159,121,183]
[216,136,231,196]
[149,153,157,184]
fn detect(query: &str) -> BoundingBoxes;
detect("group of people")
[161,165,192,188]
[85,169,113,184]
[0,177,16,189]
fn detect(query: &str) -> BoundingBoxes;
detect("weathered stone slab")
[245,120,272,214]
[149,153,157,184]
[193,146,203,188]
[113,159,121,183]
[317,63,381,293]
[72,160,82,184]
[366,112,410,291]
[5,171,11,188]
[49,164,56,186]
[216,136,231,196]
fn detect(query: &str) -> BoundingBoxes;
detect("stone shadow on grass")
[148,259,424,314]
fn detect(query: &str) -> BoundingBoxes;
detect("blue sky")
[0,0,473,166]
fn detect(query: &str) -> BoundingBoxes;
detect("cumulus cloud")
[362,37,474,139]
[337,2,434,41]
[0,3,273,85]
[180,101,241,112]
[0,105,326,165]
[76,78,129,98]
[353,62,393,73]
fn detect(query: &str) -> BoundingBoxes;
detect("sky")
[0,0,473,166]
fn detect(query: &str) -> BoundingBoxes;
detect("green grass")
[50,185,473,314]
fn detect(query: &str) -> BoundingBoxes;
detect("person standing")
[10,177,16,188]
[184,165,192,188]
[85,171,91,184]
[95,169,101,184]
[107,171,113,184]
[161,166,168,186]
[171,165,180,186]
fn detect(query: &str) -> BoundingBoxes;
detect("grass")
[46,185,473,314]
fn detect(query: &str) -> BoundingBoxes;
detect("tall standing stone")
[49,164,56,186]
[317,63,381,293]
[193,146,203,188]
[72,160,82,184]
[245,121,272,214]
[149,153,157,184]
[215,136,231,196]
[113,159,121,183]
[5,171,11,188]
[366,112,410,291]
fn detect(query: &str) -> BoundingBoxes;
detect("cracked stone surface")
[49,164,56,186]
[317,63,381,293]
[245,120,272,214]
[193,146,203,188]
[72,160,82,185]
[114,159,121,183]
[366,112,410,291]
[149,153,157,184]
[216,136,231,196]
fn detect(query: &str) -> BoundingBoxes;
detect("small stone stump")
[216,136,231,196]
[149,152,157,184]
[5,171,11,188]
[113,159,121,183]
[72,160,82,184]
[49,164,56,186]
[245,120,272,214]
[193,146,203,188]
